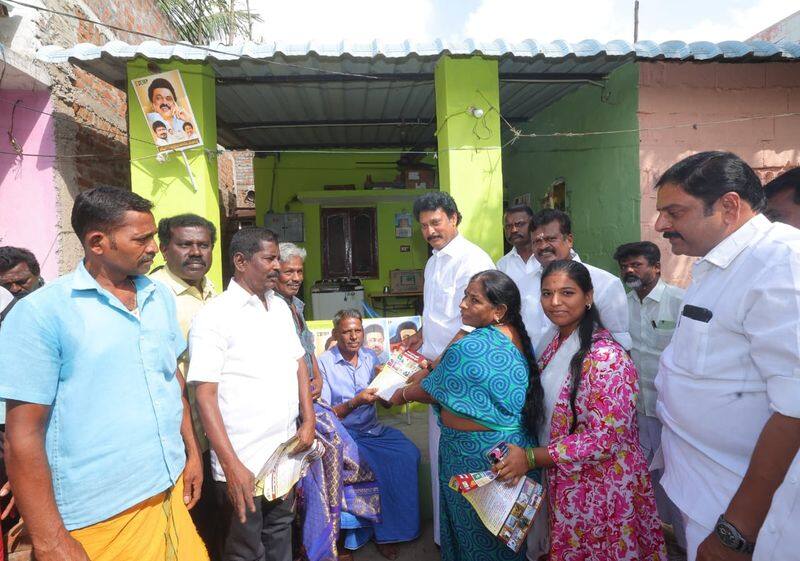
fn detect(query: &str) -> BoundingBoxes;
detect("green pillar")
[127,59,223,288]
[434,55,504,261]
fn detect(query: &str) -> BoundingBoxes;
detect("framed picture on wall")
[395,212,413,238]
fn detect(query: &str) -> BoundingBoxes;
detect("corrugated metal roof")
[37,38,800,150]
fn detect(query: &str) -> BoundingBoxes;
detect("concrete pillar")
[127,60,223,287]
[434,55,504,261]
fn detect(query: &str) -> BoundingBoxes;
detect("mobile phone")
[486,441,509,464]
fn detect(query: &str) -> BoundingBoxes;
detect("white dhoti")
[428,405,441,545]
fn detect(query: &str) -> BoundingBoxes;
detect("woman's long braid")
[567,302,602,434]
[504,307,544,437]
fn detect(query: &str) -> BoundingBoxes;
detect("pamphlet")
[254,436,324,501]
[449,470,544,553]
[367,348,426,400]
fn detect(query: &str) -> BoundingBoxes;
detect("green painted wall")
[253,152,432,316]
[127,60,223,287]
[502,63,640,272]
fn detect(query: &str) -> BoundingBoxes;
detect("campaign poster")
[131,69,203,153]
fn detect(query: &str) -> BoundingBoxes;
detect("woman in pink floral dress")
[494,260,666,561]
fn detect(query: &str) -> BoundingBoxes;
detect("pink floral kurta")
[540,329,667,561]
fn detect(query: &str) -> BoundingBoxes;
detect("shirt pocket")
[653,326,675,351]
[670,316,709,377]
[432,284,458,320]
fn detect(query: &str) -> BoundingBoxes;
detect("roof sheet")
[37,38,800,150]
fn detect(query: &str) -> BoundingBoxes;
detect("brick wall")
[37,0,180,272]
[218,149,255,215]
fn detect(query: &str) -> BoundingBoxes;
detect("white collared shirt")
[496,246,541,288]
[420,234,495,360]
[519,251,632,351]
[656,214,800,531]
[627,279,685,417]
[0,286,12,314]
[187,280,305,481]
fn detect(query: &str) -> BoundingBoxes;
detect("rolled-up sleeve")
[745,255,800,418]
[186,306,227,384]
[0,299,60,405]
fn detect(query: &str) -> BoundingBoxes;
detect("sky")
[249,0,798,45]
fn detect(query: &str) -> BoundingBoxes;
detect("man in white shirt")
[496,204,539,287]
[614,240,686,549]
[653,151,800,561]
[188,227,315,561]
[404,191,495,545]
[519,209,630,351]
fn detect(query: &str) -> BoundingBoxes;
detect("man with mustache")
[146,78,186,135]
[404,191,494,545]
[150,213,219,558]
[189,227,315,561]
[518,209,630,351]
[653,152,800,561]
[496,204,538,287]
[614,240,685,549]
[0,186,207,561]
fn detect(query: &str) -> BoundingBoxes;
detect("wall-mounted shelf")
[296,189,436,205]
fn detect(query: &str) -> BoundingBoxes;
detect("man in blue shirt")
[0,187,206,561]
[319,309,420,559]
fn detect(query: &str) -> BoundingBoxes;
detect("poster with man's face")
[131,70,203,153]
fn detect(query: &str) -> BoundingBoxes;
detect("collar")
[154,266,215,300]
[331,344,367,366]
[228,278,273,308]
[534,249,582,278]
[642,278,666,303]
[71,260,157,311]
[432,233,466,258]
[698,214,769,270]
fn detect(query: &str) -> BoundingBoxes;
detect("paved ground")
[357,407,687,561]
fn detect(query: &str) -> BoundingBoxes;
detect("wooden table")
[369,291,423,316]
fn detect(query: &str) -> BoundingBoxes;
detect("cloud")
[249,0,435,43]
[462,0,631,44]
[643,0,798,43]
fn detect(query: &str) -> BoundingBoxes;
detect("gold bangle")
[526,447,537,469]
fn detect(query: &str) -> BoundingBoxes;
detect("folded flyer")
[367,348,426,400]
[254,435,324,501]
[449,470,544,553]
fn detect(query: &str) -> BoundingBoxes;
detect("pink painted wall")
[638,62,800,285]
[0,91,58,280]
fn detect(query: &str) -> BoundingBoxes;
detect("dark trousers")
[191,450,223,561]
[214,481,294,561]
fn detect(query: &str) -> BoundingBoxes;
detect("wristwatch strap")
[716,514,756,554]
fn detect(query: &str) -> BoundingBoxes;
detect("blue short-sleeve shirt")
[0,262,186,530]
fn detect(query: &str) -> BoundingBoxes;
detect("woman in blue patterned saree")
[390,270,544,561]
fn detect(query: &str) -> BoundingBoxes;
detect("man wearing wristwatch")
[653,152,800,561]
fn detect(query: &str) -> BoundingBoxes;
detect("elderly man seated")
[319,309,421,559]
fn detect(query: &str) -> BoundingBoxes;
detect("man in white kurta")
[653,151,800,561]
[518,209,630,352]
[614,241,686,548]
[406,192,495,545]
[496,205,539,287]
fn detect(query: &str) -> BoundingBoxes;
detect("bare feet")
[376,542,398,560]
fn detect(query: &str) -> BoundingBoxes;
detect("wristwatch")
[714,514,756,554]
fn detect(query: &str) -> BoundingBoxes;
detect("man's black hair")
[655,151,765,213]
[412,192,462,225]
[147,78,177,103]
[764,167,800,204]
[532,209,572,236]
[71,187,153,242]
[158,214,217,246]
[0,246,41,276]
[183,122,194,131]
[229,226,278,266]
[152,120,166,132]
[613,241,661,266]
[364,323,385,336]
[505,204,534,218]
